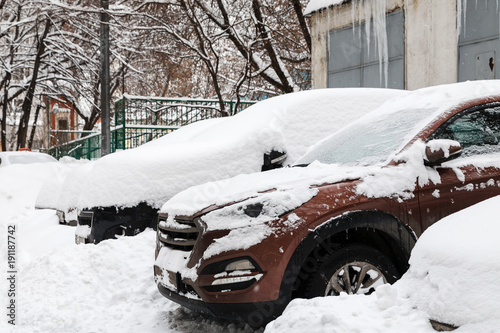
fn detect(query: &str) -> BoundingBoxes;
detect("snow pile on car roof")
[76,88,403,210]
[0,161,69,224]
[266,195,500,332]
[35,158,93,211]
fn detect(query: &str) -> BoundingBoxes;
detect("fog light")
[200,256,261,275]
[225,259,256,272]
[212,275,255,286]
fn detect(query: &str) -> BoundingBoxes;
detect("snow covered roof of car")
[36,159,95,211]
[0,159,72,223]
[74,88,405,210]
[0,151,57,166]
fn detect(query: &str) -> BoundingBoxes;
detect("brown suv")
[154,81,500,327]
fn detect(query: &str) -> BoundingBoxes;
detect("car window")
[295,105,441,167]
[431,106,500,157]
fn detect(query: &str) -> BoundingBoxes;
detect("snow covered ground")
[1,161,257,333]
[2,158,500,333]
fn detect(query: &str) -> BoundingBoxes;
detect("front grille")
[158,216,199,251]
[78,210,94,227]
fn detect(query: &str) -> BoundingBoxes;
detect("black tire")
[304,244,400,297]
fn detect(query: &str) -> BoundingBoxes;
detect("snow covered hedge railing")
[46,96,257,160]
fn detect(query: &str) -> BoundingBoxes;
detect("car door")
[418,104,500,232]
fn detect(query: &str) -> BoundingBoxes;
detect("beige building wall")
[309,0,458,90]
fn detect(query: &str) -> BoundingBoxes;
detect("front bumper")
[154,213,295,327]
[76,203,157,244]
[156,281,288,328]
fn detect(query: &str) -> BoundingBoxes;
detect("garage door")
[327,10,404,89]
[458,0,500,81]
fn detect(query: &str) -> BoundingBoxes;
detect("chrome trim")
[157,216,199,251]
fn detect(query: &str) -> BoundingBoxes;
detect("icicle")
[373,0,388,87]
[463,0,467,37]
[334,5,340,51]
[496,0,500,40]
[326,5,334,73]
[456,0,472,39]
[364,0,372,58]
[498,0,500,41]
[352,0,356,38]
[327,0,391,88]
[359,0,363,41]
[315,11,318,34]
[327,6,331,66]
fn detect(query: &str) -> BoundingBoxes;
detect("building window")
[327,10,404,89]
[57,119,69,144]
[458,0,499,81]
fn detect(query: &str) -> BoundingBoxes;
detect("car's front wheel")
[304,244,400,297]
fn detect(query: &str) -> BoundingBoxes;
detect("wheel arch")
[280,210,417,299]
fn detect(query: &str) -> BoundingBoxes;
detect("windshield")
[295,106,440,167]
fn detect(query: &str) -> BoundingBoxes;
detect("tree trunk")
[17,19,51,150]
[252,0,295,93]
[291,0,311,52]
[1,75,9,151]
[180,0,228,117]
[27,104,42,150]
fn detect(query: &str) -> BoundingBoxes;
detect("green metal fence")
[46,96,256,160]
[47,132,101,160]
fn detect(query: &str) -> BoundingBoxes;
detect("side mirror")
[424,139,462,166]
[262,149,287,171]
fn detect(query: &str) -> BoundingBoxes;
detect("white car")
[0,151,57,166]
[65,88,407,244]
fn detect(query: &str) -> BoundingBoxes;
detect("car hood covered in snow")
[73,88,405,210]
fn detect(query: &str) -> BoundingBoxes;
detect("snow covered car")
[0,151,57,166]
[36,160,94,226]
[154,80,500,327]
[75,88,405,244]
